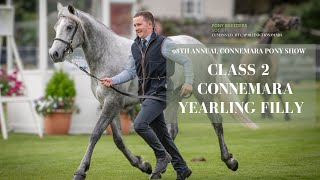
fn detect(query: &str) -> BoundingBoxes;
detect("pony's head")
[49,3,84,62]
[264,14,300,33]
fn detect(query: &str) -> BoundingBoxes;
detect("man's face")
[133,16,153,39]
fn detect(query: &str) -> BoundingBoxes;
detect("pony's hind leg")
[110,119,152,174]
[194,93,239,171]
[277,93,291,120]
[261,93,273,119]
[164,96,183,140]
[73,101,118,180]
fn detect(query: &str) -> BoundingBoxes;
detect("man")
[101,11,193,180]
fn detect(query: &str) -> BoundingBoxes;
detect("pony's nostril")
[49,53,54,60]
[53,51,59,58]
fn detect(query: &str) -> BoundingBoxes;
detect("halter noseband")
[54,13,79,53]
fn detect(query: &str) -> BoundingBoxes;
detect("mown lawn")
[0,120,319,180]
[0,82,319,179]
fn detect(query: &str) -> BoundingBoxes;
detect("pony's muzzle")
[290,17,300,28]
[49,48,63,62]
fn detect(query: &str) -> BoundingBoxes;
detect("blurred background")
[0,1,319,179]
[0,0,319,69]
[0,0,319,133]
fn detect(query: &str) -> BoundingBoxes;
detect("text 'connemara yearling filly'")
[49,3,257,179]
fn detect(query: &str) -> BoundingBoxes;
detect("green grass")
[1,82,319,179]
[0,121,320,180]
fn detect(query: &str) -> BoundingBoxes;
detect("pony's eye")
[67,25,73,30]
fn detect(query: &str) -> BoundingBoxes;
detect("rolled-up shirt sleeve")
[161,38,194,85]
[111,51,136,85]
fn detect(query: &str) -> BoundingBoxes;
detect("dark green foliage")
[45,69,76,98]
[34,69,77,116]
[301,0,320,29]
[275,0,320,44]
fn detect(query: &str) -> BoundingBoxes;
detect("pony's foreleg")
[211,116,238,171]
[73,102,117,180]
[260,83,273,119]
[194,93,238,171]
[244,82,249,103]
[110,119,152,174]
[164,97,182,140]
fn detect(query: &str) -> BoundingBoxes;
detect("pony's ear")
[68,5,75,14]
[57,2,63,12]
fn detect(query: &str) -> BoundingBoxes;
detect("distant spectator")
[154,18,163,35]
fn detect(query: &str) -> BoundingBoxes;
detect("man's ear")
[68,5,75,14]
[148,21,153,28]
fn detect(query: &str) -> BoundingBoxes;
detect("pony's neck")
[258,21,275,44]
[77,11,118,72]
[258,36,273,44]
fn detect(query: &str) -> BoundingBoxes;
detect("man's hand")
[180,83,193,97]
[101,77,113,87]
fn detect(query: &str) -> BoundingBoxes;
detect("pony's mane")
[58,6,117,36]
[258,16,271,33]
[58,6,80,22]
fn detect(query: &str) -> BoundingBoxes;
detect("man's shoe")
[176,168,192,180]
[150,153,172,179]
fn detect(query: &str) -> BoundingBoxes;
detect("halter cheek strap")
[54,15,79,53]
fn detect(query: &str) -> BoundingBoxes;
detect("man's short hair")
[134,11,155,26]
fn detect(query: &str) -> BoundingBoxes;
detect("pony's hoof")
[161,168,166,174]
[267,113,273,119]
[149,172,162,179]
[285,114,291,121]
[140,161,152,175]
[136,156,152,174]
[225,158,239,171]
[73,173,86,180]
[261,113,273,119]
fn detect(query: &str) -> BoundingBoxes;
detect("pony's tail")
[215,74,259,129]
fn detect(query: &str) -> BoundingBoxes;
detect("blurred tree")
[48,0,89,13]
[1,0,90,46]
[14,0,37,21]
[14,0,37,46]
[0,0,38,46]
[275,0,320,44]
[235,0,306,15]
[300,0,320,43]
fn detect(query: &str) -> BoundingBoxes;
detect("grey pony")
[49,3,257,180]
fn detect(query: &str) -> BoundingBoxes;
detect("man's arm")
[101,52,136,87]
[162,38,194,96]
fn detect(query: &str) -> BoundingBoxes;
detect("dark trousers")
[133,98,188,174]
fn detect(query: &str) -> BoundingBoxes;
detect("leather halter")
[54,15,79,53]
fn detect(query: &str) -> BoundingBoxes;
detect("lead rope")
[64,55,169,102]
